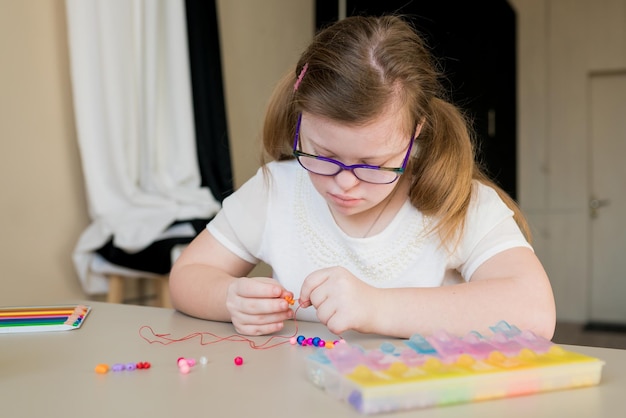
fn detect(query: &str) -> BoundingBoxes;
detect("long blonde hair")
[261,15,530,245]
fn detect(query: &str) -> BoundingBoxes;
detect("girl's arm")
[300,247,555,340]
[372,247,556,339]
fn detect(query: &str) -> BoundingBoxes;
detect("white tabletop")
[1,302,624,417]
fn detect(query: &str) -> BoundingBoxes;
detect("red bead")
[143,362,151,369]
[234,356,243,366]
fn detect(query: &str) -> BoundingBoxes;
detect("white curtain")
[66,0,220,294]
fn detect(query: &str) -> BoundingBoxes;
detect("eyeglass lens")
[296,154,399,184]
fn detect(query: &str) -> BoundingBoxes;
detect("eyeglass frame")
[291,113,416,184]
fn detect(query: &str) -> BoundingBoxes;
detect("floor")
[553,321,626,350]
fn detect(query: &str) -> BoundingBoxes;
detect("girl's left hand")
[299,266,378,335]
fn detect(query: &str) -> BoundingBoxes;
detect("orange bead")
[94,364,109,374]
[284,296,295,305]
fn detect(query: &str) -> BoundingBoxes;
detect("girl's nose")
[334,168,360,190]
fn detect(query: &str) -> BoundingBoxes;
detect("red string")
[139,305,302,350]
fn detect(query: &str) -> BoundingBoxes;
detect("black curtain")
[185,0,234,202]
[95,0,233,274]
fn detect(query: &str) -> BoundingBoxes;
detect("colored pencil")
[0,305,90,333]
[0,308,76,317]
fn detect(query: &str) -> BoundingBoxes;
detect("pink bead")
[186,358,196,367]
[234,356,243,366]
[319,340,326,347]
[178,362,190,374]
[289,336,297,345]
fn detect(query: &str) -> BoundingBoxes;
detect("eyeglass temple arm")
[293,113,303,149]
[401,125,418,169]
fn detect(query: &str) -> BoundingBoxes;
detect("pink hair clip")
[293,63,309,91]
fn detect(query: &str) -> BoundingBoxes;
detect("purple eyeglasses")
[292,113,415,184]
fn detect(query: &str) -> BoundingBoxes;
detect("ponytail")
[410,98,531,247]
[262,68,299,165]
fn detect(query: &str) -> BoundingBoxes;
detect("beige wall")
[0,0,314,305]
[0,0,87,305]
[216,0,315,187]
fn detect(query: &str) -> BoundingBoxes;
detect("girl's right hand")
[225,276,294,336]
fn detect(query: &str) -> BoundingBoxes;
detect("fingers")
[226,277,296,336]
[299,267,375,335]
[235,276,284,299]
[299,269,331,308]
[232,309,294,336]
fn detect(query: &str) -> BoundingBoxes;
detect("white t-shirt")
[208,160,531,321]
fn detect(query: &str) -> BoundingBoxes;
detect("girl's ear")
[414,120,425,139]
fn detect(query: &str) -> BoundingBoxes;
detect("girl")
[169,15,556,339]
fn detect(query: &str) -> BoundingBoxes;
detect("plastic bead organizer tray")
[305,321,605,414]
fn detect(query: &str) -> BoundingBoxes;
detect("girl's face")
[297,111,414,219]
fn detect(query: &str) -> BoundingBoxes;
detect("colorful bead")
[186,358,196,367]
[234,356,244,366]
[178,357,192,374]
[111,363,125,372]
[96,361,150,373]
[292,334,338,349]
[94,364,109,374]
[136,361,151,369]
[284,295,295,305]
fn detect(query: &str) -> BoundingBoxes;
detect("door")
[588,71,626,325]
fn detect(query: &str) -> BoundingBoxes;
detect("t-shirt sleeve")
[456,183,532,281]
[206,167,269,264]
